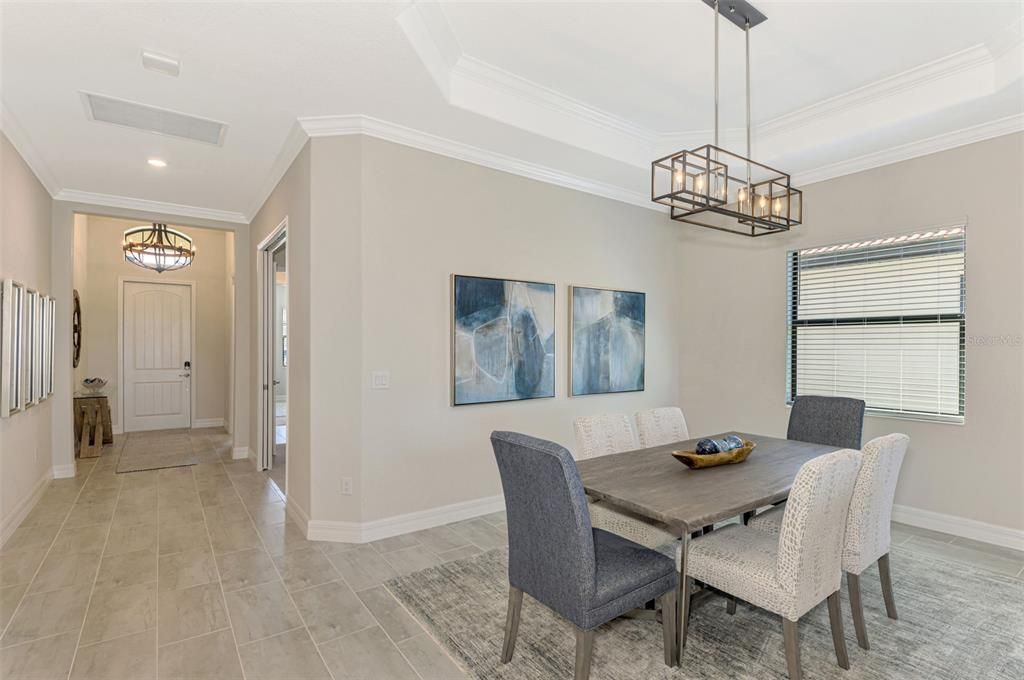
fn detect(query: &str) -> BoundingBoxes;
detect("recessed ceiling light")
[147,158,167,168]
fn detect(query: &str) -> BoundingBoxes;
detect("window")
[786,226,966,423]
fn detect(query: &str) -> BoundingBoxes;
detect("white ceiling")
[2,1,1021,223]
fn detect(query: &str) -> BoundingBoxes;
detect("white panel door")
[123,282,192,432]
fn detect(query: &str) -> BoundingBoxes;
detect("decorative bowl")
[81,378,107,394]
[672,440,756,469]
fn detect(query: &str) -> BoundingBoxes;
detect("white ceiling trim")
[1,103,61,196]
[54,188,248,224]
[792,113,1024,186]
[298,114,653,210]
[245,122,309,221]
[399,3,1022,170]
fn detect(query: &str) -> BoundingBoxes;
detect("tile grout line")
[0,456,102,645]
[382,582,470,676]
[65,458,127,680]
[225,470,341,680]
[192,459,251,680]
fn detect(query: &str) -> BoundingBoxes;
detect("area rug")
[116,431,198,473]
[387,546,1024,679]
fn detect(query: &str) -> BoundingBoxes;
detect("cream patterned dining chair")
[681,448,862,680]
[635,407,690,448]
[573,415,678,553]
[748,433,909,650]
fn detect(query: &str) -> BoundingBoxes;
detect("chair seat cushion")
[748,504,785,536]
[582,528,677,629]
[589,500,678,551]
[686,524,804,620]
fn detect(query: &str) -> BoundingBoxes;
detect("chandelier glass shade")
[651,0,802,237]
[123,223,195,273]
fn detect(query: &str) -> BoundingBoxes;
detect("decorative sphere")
[724,435,744,450]
[695,439,720,455]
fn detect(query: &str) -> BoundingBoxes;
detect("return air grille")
[81,92,227,145]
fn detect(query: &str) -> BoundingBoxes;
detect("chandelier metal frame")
[122,223,196,273]
[651,0,802,237]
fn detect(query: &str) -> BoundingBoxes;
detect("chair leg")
[782,618,802,680]
[878,553,899,620]
[679,576,693,649]
[501,587,523,663]
[726,595,737,615]
[659,589,677,667]
[847,572,870,650]
[742,511,754,525]
[827,591,851,670]
[573,628,594,680]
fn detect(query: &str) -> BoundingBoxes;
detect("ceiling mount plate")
[702,0,767,30]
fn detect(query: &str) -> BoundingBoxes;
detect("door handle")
[272,380,281,386]
[179,373,191,378]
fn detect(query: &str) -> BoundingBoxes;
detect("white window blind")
[786,227,966,423]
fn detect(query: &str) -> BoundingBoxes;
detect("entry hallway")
[2,430,1023,679]
[0,429,476,679]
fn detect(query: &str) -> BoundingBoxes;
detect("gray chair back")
[787,395,865,449]
[490,431,596,623]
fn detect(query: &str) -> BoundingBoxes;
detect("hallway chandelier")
[123,223,195,273]
[651,0,802,237]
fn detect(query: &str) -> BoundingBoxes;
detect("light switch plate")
[371,371,390,390]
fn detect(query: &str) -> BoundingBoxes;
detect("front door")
[123,281,192,432]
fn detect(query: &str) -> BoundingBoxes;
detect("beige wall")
[0,131,54,536]
[678,133,1024,531]
[78,216,232,430]
[249,142,312,517]
[357,136,684,521]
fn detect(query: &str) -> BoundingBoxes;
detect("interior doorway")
[258,220,288,496]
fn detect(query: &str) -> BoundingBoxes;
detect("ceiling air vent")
[81,92,227,145]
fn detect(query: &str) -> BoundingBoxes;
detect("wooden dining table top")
[576,432,841,534]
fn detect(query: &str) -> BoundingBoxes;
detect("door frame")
[117,277,197,434]
[256,218,289,486]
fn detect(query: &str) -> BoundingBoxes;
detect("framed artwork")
[25,289,39,408]
[1,280,26,417]
[570,285,646,396]
[42,295,54,399]
[452,274,555,406]
[72,289,82,368]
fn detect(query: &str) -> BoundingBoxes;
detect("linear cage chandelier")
[123,223,196,273]
[652,0,802,237]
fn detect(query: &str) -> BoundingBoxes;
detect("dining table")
[575,431,841,665]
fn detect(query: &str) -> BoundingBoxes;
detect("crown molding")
[1,102,61,196]
[54,188,249,224]
[298,114,654,210]
[793,113,1024,186]
[245,121,309,221]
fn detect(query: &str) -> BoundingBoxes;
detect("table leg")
[674,531,690,665]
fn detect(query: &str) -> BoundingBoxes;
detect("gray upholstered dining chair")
[749,433,910,650]
[636,407,690,448]
[787,395,866,449]
[681,448,862,680]
[573,415,678,552]
[490,431,679,680]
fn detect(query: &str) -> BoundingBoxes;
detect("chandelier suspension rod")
[745,18,751,160]
[713,0,720,146]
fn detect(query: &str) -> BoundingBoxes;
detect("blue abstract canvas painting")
[452,275,555,405]
[571,286,645,396]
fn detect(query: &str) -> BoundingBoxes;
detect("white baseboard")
[231,446,252,460]
[286,497,311,535]
[306,493,505,544]
[112,424,124,435]
[193,418,225,429]
[1,470,53,547]
[52,463,77,479]
[893,504,1024,552]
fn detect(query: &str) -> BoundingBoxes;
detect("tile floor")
[0,428,488,680]
[1,428,1021,679]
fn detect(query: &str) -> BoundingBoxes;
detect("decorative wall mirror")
[72,289,82,368]
[25,289,39,407]
[45,296,55,397]
[2,280,26,417]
